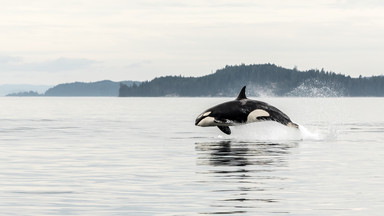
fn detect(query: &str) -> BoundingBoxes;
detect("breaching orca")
[195,86,298,135]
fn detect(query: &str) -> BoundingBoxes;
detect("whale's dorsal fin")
[236,86,247,100]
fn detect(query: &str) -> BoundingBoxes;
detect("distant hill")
[119,64,384,97]
[0,84,51,96]
[7,80,140,97]
[44,80,140,96]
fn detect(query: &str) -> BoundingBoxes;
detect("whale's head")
[195,111,215,127]
[195,86,247,127]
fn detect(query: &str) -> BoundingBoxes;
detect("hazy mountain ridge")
[44,80,139,96]
[7,80,139,97]
[0,84,51,96]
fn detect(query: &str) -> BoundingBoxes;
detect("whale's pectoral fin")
[217,126,231,135]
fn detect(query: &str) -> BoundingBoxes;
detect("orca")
[195,86,298,135]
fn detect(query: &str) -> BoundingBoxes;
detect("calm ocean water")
[0,97,383,215]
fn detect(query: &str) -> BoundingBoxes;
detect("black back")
[207,86,292,125]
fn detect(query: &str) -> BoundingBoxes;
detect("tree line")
[119,64,384,97]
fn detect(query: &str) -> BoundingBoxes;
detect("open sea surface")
[0,97,383,215]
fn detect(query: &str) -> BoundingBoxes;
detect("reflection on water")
[195,141,298,215]
[196,141,295,167]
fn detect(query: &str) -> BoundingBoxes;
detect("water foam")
[216,122,335,142]
[297,124,324,140]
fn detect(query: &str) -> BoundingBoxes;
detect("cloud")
[126,60,152,68]
[332,0,384,8]
[1,0,384,83]
[0,55,22,64]
[0,56,97,72]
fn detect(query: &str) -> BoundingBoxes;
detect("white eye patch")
[197,111,211,120]
[203,111,211,116]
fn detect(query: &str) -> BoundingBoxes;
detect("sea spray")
[214,122,336,142]
[230,122,302,141]
[298,124,323,140]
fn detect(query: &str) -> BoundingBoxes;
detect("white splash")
[230,122,302,141]
[216,122,337,142]
[298,125,323,140]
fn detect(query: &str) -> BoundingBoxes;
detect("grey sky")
[1,0,383,85]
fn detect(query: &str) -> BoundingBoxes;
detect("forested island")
[6,91,42,97]
[119,64,384,97]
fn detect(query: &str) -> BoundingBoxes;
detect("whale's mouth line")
[195,118,201,126]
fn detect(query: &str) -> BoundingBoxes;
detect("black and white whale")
[195,86,298,135]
